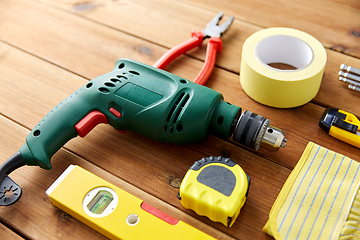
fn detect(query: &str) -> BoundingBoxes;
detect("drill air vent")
[163,92,189,134]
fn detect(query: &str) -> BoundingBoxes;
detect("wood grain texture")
[0,40,287,239]
[1,0,360,169]
[0,115,231,239]
[38,0,360,116]
[0,223,23,240]
[180,0,360,57]
[0,0,359,239]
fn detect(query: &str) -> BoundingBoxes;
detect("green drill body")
[19,59,240,170]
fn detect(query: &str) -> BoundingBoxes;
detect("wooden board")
[0,40,289,239]
[0,0,359,239]
[2,0,360,168]
[37,0,360,116]
[0,223,23,240]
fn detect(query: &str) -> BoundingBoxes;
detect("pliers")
[153,12,234,86]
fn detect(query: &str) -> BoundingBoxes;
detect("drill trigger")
[75,111,108,137]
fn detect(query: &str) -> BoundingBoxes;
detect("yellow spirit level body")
[46,165,214,240]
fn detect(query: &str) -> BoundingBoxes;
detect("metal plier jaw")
[153,12,234,86]
[202,12,234,39]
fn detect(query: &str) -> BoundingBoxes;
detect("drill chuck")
[232,111,287,151]
[261,125,287,151]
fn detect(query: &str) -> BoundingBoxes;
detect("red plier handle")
[195,36,222,86]
[153,31,204,70]
[153,12,233,86]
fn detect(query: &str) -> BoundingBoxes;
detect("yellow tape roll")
[240,28,327,108]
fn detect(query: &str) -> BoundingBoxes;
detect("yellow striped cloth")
[264,142,360,240]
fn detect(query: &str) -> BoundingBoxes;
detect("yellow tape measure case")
[178,156,250,227]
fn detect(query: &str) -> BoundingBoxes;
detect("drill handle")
[19,82,98,170]
[17,58,175,169]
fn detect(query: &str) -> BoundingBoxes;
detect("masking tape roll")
[240,27,327,108]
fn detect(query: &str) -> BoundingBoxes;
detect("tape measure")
[178,156,250,227]
[46,165,215,240]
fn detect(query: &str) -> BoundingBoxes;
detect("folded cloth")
[263,142,360,240]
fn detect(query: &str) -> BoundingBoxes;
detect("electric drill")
[0,59,287,205]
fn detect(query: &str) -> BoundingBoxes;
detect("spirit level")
[46,165,215,240]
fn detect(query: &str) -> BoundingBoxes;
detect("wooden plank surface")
[0,40,288,239]
[0,223,23,240]
[0,0,359,239]
[38,0,360,116]
[180,0,360,57]
[2,0,360,168]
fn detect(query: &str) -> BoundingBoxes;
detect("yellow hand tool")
[178,156,250,227]
[46,165,215,240]
[319,108,360,148]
